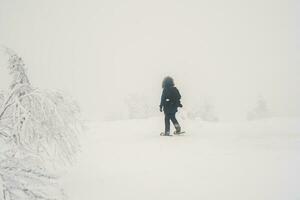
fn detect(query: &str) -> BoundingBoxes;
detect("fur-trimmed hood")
[162,76,175,88]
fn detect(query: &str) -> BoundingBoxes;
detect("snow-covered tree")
[247,96,270,120]
[0,47,82,200]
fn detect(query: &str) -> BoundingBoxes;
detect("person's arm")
[175,88,183,107]
[176,88,181,100]
[159,89,166,112]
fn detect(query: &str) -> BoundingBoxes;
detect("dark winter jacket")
[160,86,182,114]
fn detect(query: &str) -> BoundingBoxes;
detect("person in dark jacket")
[160,76,183,136]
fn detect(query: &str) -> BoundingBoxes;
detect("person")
[159,76,183,136]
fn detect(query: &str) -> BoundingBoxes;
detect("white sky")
[0,0,299,120]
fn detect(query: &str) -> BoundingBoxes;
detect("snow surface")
[62,117,300,200]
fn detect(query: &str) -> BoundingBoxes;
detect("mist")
[0,0,299,121]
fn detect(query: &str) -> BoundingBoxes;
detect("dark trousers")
[164,113,180,133]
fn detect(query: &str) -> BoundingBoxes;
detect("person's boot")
[160,131,171,136]
[174,124,181,134]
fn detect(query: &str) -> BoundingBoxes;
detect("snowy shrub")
[125,93,156,119]
[187,101,219,122]
[0,47,82,200]
[247,96,270,120]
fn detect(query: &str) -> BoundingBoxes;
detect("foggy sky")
[0,0,299,120]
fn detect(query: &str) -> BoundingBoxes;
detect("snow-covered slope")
[62,117,300,200]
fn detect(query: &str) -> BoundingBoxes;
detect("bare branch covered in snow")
[0,154,65,200]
